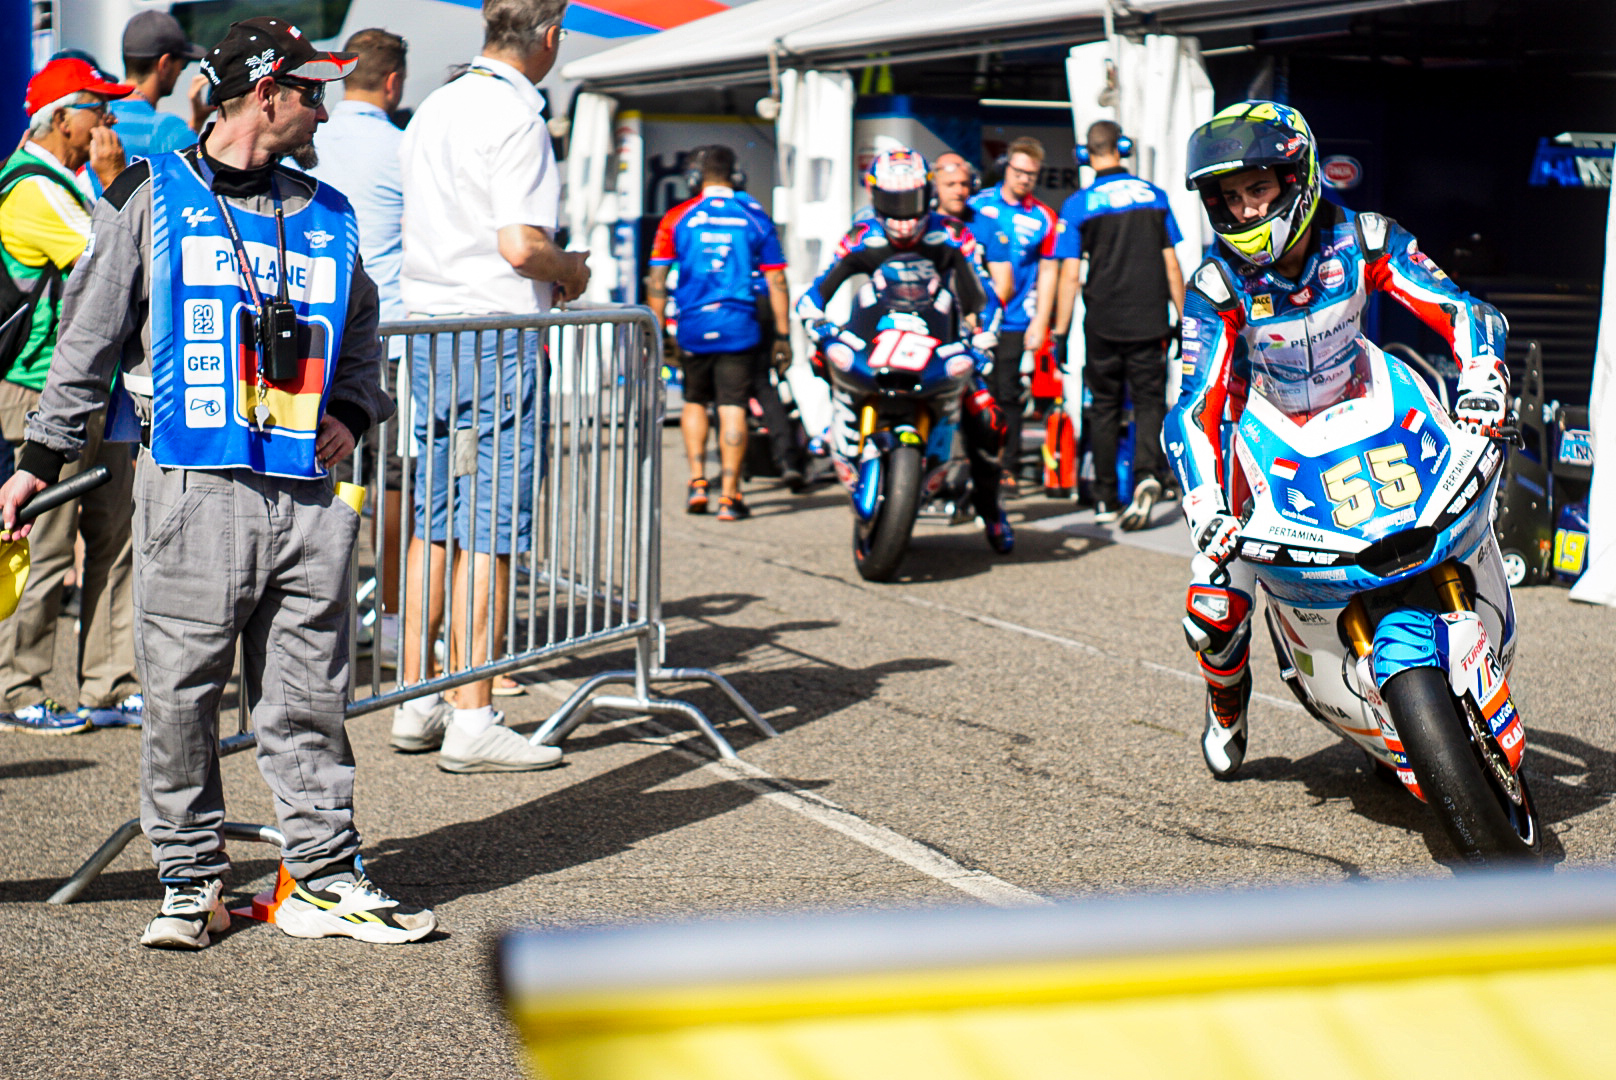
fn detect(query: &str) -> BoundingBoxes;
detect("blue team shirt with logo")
[967,186,1057,332]
[651,188,786,354]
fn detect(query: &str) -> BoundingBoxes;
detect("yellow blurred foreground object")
[336,482,367,514]
[499,871,1616,1080]
[0,538,30,620]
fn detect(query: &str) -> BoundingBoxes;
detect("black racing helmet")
[1184,100,1320,267]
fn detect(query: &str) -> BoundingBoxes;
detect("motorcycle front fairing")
[1232,338,1521,792]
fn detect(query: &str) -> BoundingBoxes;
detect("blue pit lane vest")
[147,151,357,477]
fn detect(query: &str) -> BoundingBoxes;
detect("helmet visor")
[871,185,929,221]
[1185,117,1307,189]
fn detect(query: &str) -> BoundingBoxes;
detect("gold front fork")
[1343,598,1374,660]
[857,401,877,453]
[1431,560,1471,613]
[1341,559,1470,660]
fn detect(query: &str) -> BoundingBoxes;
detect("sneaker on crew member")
[391,691,561,773]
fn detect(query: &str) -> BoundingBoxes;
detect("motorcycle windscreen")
[1248,332,1374,419]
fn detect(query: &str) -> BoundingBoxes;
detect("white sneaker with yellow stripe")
[275,871,437,944]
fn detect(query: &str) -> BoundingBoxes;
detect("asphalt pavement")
[3,431,1613,1079]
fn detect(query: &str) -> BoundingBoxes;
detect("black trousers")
[987,330,1027,474]
[749,353,801,472]
[1084,329,1168,504]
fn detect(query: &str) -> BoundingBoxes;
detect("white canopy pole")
[775,68,854,442]
[1569,175,1616,607]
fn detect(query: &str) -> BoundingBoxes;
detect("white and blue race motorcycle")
[1220,335,1538,864]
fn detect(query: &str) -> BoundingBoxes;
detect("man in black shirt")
[1052,121,1185,530]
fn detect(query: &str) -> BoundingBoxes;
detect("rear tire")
[1381,666,1541,866]
[853,444,922,582]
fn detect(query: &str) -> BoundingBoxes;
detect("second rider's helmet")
[864,147,934,247]
[1185,100,1320,268]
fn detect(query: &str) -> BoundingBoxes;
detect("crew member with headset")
[649,143,792,521]
[969,137,1059,494]
[1052,120,1185,531]
[0,17,434,949]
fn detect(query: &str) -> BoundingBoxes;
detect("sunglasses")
[277,78,325,109]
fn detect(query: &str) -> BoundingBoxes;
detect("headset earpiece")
[1075,132,1134,167]
[731,165,747,190]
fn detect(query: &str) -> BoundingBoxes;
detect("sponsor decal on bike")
[1300,567,1348,580]
[1400,408,1426,433]
[1243,540,1279,562]
[1271,457,1300,480]
[1291,608,1329,625]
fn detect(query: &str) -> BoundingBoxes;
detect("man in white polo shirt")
[397,0,589,773]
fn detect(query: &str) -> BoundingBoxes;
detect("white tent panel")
[775,69,856,440]
[566,92,622,304]
[1569,176,1616,607]
[560,0,867,85]
[780,0,1106,54]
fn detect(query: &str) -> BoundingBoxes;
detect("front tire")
[853,444,922,581]
[1382,667,1541,866]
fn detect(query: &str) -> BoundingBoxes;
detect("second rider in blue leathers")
[1162,100,1511,778]
[797,147,1015,553]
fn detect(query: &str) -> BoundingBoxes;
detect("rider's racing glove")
[807,319,839,347]
[1183,484,1240,564]
[1195,514,1242,564]
[970,330,999,372]
[1452,359,1510,435]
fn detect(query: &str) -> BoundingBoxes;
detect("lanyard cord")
[193,152,287,428]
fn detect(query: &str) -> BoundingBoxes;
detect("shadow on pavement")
[361,748,830,907]
[0,758,98,781]
[0,857,283,905]
[1234,726,1610,868]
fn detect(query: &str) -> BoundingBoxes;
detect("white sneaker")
[275,872,436,944]
[391,697,452,753]
[140,879,230,950]
[439,718,564,773]
[1119,477,1163,532]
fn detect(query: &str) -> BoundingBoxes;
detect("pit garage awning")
[563,0,1458,93]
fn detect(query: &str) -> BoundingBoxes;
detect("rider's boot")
[984,508,1014,554]
[1184,564,1254,779]
[1202,670,1252,779]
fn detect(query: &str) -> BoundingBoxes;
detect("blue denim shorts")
[409,329,545,555]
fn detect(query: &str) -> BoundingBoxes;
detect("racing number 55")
[1322,445,1422,528]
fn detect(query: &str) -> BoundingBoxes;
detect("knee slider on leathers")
[1183,584,1252,672]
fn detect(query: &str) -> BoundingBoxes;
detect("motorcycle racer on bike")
[796,147,1016,553]
[1161,100,1511,778]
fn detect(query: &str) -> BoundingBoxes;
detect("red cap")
[25,58,134,117]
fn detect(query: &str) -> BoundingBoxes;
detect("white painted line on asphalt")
[525,679,1050,908]
[895,595,1307,714]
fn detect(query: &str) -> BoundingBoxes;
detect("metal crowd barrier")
[48,304,772,905]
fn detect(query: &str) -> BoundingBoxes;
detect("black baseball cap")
[123,11,206,62]
[198,17,357,104]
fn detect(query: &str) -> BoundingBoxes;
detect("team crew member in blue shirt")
[969,136,1059,493]
[1053,120,1185,530]
[86,12,212,199]
[649,144,790,522]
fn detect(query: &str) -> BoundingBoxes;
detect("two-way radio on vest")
[202,162,299,429]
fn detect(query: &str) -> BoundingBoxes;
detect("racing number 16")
[1322,445,1421,529]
